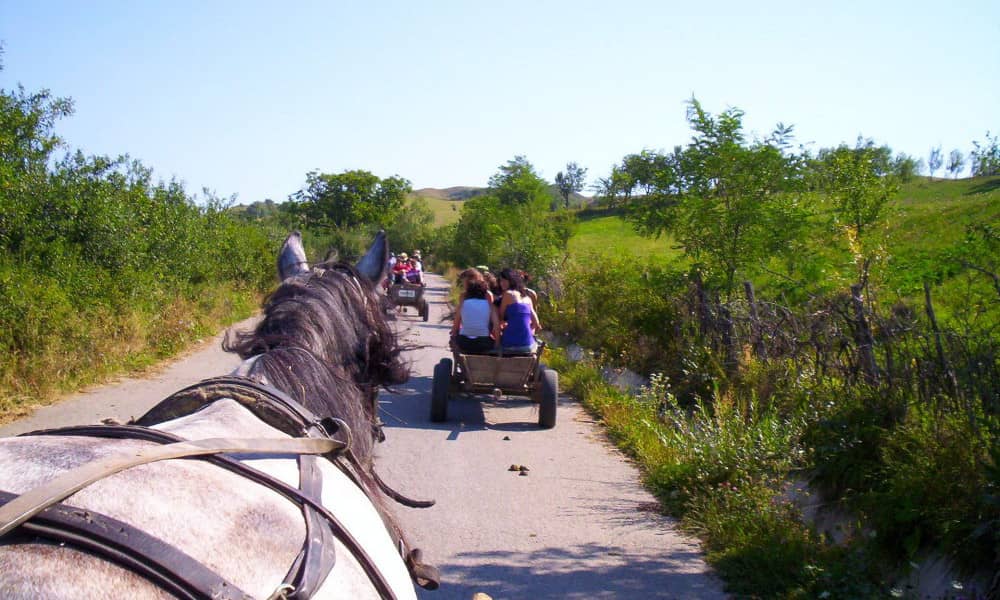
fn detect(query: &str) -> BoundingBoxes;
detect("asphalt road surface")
[0,273,726,599]
[371,274,725,599]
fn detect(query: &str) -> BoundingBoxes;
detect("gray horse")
[0,232,434,599]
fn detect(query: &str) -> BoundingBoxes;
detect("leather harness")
[0,376,439,599]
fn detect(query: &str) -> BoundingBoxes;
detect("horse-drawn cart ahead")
[430,342,558,428]
[388,282,429,322]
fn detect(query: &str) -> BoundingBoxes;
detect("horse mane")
[243,347,379,462]
[222,262,413,548]
[224,262,408,388]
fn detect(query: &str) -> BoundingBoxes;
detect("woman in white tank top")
[451,278,498,354]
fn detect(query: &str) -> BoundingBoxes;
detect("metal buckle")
[318,417,352,452]
[266,583,295,600]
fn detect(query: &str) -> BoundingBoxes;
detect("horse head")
[226,231,407,444]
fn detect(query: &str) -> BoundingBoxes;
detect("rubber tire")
[420,300,429,322]
[430,358,452,422]
[538,368,558,429]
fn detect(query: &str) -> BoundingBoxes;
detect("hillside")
[568,175,999,271]
[416,185,592,205]
[413,186,488,201]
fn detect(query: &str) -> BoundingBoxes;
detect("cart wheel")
[538,368,558,429]
[421,300,429,322]
[430,358,452,422]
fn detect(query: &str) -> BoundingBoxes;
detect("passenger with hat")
[391,252,410,284]
[404,254,424,285]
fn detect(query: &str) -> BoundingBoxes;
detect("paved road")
[376,275,725,599]
[0,273,726,599]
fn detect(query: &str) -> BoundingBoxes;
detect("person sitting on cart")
[391,252,410,284]
[405,255,424,285]
[451,278,498,354]
[483,271,502,307]
[457,267,497,305]
[518,269,539,304]
[495,268,541,354]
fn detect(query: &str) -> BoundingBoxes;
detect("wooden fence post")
[850,283,879,386]
[693,271,712,338]
[719,304,739,373]
[744,280,767,361]
[923,281,959,398]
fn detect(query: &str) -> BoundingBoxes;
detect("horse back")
[0,400,415,599]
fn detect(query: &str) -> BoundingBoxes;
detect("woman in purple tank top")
[495,268,541,353]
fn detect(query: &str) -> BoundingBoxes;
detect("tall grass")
[0,152,277,420]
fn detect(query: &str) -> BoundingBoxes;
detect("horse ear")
[355,230,389,284]
[278,231,310,280]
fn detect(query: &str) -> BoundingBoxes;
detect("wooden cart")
[388,282,429,321]
[430,342,557,428]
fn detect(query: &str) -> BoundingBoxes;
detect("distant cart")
[430,342,557,429]
[388,282,429,321]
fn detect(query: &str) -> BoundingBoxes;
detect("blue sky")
[2,0,998,204]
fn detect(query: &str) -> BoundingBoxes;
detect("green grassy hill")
[413,185,593,227]
[408,193,465,226]
[887,176,999,266]
[569,209,684,261]
[567,176,999,294]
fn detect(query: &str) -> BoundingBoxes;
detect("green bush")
[802,386,905,501]
[865,403,998,569]
[0,74,275,412]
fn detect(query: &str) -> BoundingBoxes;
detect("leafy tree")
[892,153,923,182]
[621,99,808,296]
[0,56,74,251]
[928,146,943,179]
[554,162,588,208]
[970,132,1000,177]
[817,140,899,239]
[384,197,435,258]
[947,149,965,179]
[240,199,279,220]
[592,164,635,208]
[444,156,573,277]
[487,155,552,208]
[618,148,683,236]
[291,169,410,230]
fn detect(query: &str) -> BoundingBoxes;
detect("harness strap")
[138,376,379,596]
[21,424,403,600]
[0,436,340,537]
[281,454,338,598]
[0,490,251,600]
[373,470,435,509]
[135,376,331,439]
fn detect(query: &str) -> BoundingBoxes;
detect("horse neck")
[154,399,284,442]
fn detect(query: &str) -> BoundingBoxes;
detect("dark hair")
[483,271,500,294]
[458,268,483,284]
[499,268,526,294]
[464,279,488,299]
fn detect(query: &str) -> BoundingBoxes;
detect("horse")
[0,231,437,599]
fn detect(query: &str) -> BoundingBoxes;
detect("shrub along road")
[0,273,725,599]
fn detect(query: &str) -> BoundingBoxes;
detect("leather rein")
[0,376,439,599]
